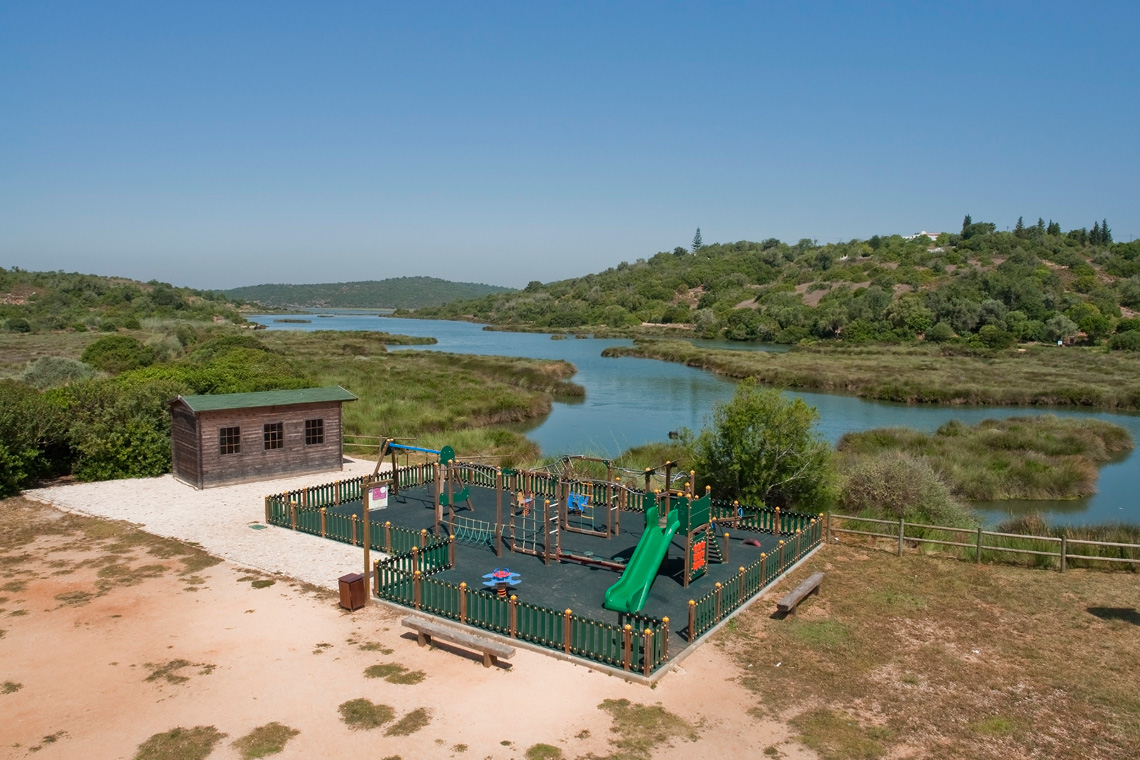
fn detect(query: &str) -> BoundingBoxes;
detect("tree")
[1014,216,1026,237]
[1102,219,1113,244]
[690,379,835,510]
[691,228,703,253]
[1045,314,1079,343]
[962,214,972,233]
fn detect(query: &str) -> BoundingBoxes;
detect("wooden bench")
[776,572,824,617]
[401,616,515,668]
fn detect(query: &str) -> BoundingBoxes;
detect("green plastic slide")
[603,503,681,614]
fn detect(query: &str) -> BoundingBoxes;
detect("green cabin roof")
[174,386,357,413]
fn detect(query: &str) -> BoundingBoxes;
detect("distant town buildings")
[904,231,943,241]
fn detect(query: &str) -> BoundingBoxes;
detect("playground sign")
[368,484,389,509]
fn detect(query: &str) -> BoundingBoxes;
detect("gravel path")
[25,458,385,589]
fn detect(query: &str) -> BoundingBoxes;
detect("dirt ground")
[0,497,811,760]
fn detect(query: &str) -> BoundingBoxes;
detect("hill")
[225,276,513,309]
[409,217,1140,349]
[0,267,244,333]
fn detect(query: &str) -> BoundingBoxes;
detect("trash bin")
[338,572,366,611]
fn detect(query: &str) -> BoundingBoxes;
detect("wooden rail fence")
[827,513,1140,571]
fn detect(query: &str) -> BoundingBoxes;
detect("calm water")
[249,311,1140,526]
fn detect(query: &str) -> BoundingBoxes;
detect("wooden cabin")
[169,386,357,489]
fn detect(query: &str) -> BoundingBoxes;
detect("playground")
[267,441,823,676]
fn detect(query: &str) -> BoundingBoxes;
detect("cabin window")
[305,418,324,445]
[219,426,241,455]
[263,422,284,450]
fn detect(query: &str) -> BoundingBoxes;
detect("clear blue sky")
[2,2,1137,290]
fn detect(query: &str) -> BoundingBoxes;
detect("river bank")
[602,339,1140,409]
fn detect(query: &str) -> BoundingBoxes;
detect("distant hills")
[225,276,513,309]
[411,217,1140,348]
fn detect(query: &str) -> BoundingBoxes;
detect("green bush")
[81,334,156,373]
[839,451,975,527]
[5,317,31,333]
[0,381,70,496]
[1109,331,1140,351]
[21,357,95,389]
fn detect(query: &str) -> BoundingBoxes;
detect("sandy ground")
[4,465,816,760]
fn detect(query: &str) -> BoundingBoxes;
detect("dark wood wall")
[171,400,345,489]
[170,403,201,487]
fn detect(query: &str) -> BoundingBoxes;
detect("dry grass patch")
[525,744,565,760]
[144,659,215,686]
[592,699,698,760]
[3,680,22,694]
[133,726,226,760]
[364,662,426,685]
[338,698,395,731]
[731,546,1140,759]
[384,707,431,736]
[231,722,300,759]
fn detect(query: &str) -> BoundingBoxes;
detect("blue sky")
[2,2,1137,290]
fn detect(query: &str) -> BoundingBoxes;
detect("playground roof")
[173,386,357,413]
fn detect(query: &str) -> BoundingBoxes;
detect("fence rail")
[827,514,1140,571]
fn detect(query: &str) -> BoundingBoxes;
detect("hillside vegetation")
[410,217,1140,349]
[1,267,245,333]
[225,276,512,309]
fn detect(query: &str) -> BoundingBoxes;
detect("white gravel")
[25,457,387,589]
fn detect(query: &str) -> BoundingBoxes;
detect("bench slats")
[401,616,515,666]
[776,572,824,614]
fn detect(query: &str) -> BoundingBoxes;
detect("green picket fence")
[687,517,822,641]
[372,545,670,674]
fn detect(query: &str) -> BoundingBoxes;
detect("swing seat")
[440,486,470,508]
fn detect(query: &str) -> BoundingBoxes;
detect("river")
[249,311,1140,527]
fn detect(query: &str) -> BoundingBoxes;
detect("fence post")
[715,582,722,621]
[351,515,358,546]
[723,532,731,564]
[264,495,270,524]
[509,595,518,638]
[778,540,785,570]
[459,582,467,623]
[795,529,802,560]
[976,527,983,564]
[320,508,327,538]
[622,625,632,671]
[738,567,746,605]
[688,600,696,641]
[385,521,392,553]
[1060,536,1067,573]
[774,507,781,534]
[661,617,670,660]
[413,570,422,610]
[563,609,572,654]
[411,546,420,574]
[897,518,905,557]
[449,535,456,567]
[824,512,830,544]
[336,480,341,504]
[420,528,428,549]
[373,559,379,596]
[289,502,297,531]
[642,628,652,676]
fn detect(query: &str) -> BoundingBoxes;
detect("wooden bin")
[338,573,366,611]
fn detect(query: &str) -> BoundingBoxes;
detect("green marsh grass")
[603,340,1140,409]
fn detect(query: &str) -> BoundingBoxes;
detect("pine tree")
[1091,221,1101,245]
[691,228,703,253]
[1102,219,1112,244]
[962,214,972,233]
[1014,216,1026,237]
[1047,220,1061,236]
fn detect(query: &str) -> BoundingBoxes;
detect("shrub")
[1109,331,1140,351]
[0,381,70,496]
[5,317,31,333]
[839,451,975,526]
[22,356,95,389]
[81,334,155,373]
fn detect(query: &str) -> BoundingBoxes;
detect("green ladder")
[706,527,726,564]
